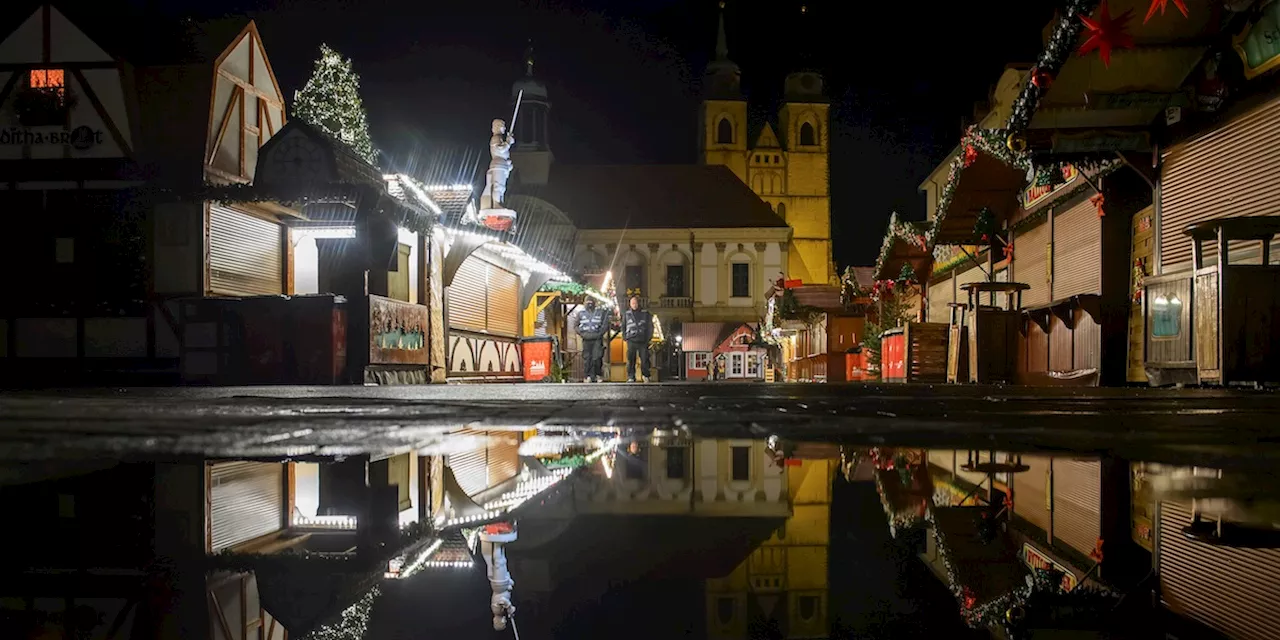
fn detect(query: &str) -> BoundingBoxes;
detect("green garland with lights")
[294,44,379,166]
[1008,0,1104,133]
[775,288,822,325]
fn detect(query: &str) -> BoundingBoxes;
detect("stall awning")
[932,146,1028,246]
[873,213,932,281]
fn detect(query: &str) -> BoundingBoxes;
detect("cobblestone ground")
[1,383,1278,470]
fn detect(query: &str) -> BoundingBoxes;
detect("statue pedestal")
[479,208,516,232]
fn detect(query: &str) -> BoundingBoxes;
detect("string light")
[293,44,377,166]
[297,585,379,640]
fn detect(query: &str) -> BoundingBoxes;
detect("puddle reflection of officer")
[617,439,648,479]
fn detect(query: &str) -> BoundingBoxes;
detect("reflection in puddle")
[4,427,1280,640]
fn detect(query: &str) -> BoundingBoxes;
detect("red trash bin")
[520,337,556,382]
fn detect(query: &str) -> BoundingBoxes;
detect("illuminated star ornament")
[1078,0,1135,68]
[1145,0,1189,23]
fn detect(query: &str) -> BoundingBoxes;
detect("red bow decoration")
[1003,491,1015,511]
[961,587,978,611]
[962,144,978,168]
[917,234,928,251]
[1030,67,1053,90]
[1079,1,1135,68]
[1002,241,1014,262]
[1090,538,1105,563]
[1145,0,1188,23]
[1090,193,1107,217]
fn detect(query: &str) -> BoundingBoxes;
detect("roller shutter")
[928,276,953,323]
[486,431,521,488]
[210,461,283,552]
[1014,456,1051,534]
[1051,459,1101,557]
[446,257,520,336]
[1015,219,1051,307]
[486,265,520,337]
[447,258,488,332]
[209,206,283,296]
[954,263,986,307]
[1051,198,1102,300]
[1160,94,1280,274]
[447,428,489,496]
[1158,500,1280,640]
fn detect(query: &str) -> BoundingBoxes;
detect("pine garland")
[294,44,378,166]
[872,212,930,281]
[1008,0,1104,133]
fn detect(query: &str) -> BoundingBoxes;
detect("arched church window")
[800,122,817,146]
[776,202,787,219]
[717,117,734,144]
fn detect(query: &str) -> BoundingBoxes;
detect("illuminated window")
[731,445,750,481]
[20,68,69,127]
[691,352,709,370]
[1151,294,1183,338]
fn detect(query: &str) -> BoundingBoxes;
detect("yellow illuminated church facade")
[699,9,836,286]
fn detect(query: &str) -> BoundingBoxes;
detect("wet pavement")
[1,383,1279,469]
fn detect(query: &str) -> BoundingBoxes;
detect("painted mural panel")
[369,295,429,365]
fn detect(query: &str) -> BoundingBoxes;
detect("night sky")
[135,0,1054,269]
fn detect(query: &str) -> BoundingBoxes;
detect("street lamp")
[674,335,683,381]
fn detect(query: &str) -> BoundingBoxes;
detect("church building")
[699,6,836,287]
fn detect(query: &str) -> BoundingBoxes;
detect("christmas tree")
[293,43,378,166]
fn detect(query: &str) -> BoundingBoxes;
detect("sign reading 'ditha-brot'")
[0,125,104,150]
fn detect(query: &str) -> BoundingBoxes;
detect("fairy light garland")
[297,585,380,640]
[294,44,378,166]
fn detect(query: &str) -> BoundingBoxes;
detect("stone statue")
[482,118,514,211]
[479,115,519,231]
[480,523,519,631]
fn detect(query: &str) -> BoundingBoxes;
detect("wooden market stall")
[1181,217,1280,386]
[879,322,949,383]
[955,282,1029,384]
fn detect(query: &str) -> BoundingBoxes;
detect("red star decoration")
[1145,0,1189,23]
[962,144,978,168]
[1079,1,1135,68]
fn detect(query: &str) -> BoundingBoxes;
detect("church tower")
[698,3,748,183]
[778,68,833,285]
[511,41,553,186]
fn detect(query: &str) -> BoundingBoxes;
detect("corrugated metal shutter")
[1014,456,1051,534]
[1160,94,1280,274]
[210,462,283,552]
[447,428,489,496]
[486,431,521,487]
[954,263,986,308]
[1158,501,1280,640]
[1015,220,1051,307]
[1052,459,1101,557]
[486,265,520,337]
[1052,198,1101,299]
[209,206,283,297]
[447,258,488,332]
[928,277,953,323]
[928,450,954,474]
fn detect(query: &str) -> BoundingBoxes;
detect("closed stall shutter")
[1014,456,1051,533]
[447,258,488,332]
[1158,500,1280,640]
[928,277,953,323]
[210,462,283,552]
[447,428,489,496]
[486,430,521,487]
[1052,198,1102,300]
[209,206,283,297]
[486,265,520,337]
[1015,220,1051,307]
[928,450,954,475]
[954,263,986,307]
[1161,95,1280,274]
[1052,459,1101,557]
